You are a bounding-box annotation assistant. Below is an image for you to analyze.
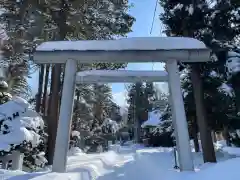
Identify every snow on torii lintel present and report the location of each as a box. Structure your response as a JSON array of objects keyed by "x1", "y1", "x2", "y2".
[
  {"x1": 36, "y1": 37, "x2": 207, "y2": 52},
  {"x1": 76, "y1": 70, "x2": 168, "y2": 83},
  {"x1": 33, "y1": 37, "x2": 210, "y2": 64}
]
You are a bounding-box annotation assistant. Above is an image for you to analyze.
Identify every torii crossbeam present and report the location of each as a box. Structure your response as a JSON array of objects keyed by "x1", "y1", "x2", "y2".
[
  {"x1": 33, "y1": 37, "x2": 210, "y2": 173},
  {"x1": 76, "y1": 70, "x2": 168, "y2": 83}
]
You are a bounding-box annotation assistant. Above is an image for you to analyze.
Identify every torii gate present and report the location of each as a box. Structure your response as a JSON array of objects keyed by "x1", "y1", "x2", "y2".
[{"x1": 33, "y1": 37, "x2": 210, "y2": 172}]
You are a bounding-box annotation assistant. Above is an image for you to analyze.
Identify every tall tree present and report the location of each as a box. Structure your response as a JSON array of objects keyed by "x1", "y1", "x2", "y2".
[
  {"x1": 159, "y1": 0, "x2": 217, "y2": 162},
  {"x1": 42, "y1": 65, "x2": 50, "y2": 115},
  {"x1": 1, "y1": 39, "x2": 30, "y2": 98},
  {"x1": 36, "y1": 65, "x2": 44, "y2": 113},
  {"x1": 1, "y1": 0, "x2": 135, "y2": 163},
  {"x1": 92, "y1": 84, "x2": 112, "y2": 128},
  {"x1": 144, "y1": 83, "x2": 155, "y2": 111},
  {"x1": 127, "y1": 83, "x2": 143, "y2": 142},
  {"x1": 127, "y1": 82, "x2": 158, "y2": 142}
]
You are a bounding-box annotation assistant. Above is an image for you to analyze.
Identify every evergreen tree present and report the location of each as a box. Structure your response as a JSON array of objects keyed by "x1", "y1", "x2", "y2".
[
  {"x1": 181, "y1": 67, "x2": 237, "y2": 149},
  {"x1": 0, "y1": 0, "x2": 135, "y2": 164},
  {"x1": 92, "y1": 84, "x2": 112, "y2": 129},
  {"x1": 158, "y1": 0, "x2": 240, "y2": 162},
  {"x1": 127, "y1": 82, "x2": 159, "y2": 142},
  {"x1": 144, "y1": 83, "x2": 155, "y2": 111},
  {"x1": 108, "y1": 102, "x2": 122, "y2": 123},
  {"x1": 152, "y1": 86, "x2": 168, "y2": 111},
  {"x1": 127, "y1": 82, "x2": 144, "y2": 142},
  {"x1": 72, "y1": 82, "x2": 122, "y2": 151}
]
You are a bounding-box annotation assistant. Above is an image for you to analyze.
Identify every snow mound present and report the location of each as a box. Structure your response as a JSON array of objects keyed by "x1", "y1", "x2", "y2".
[
  {"x1": 7, "y1": 171, "x2": 92, "y2": 180},
  {"x1": 222, "y1": 147, "x2": 240, "y2": 156},
  {"x1": 101, "y1": 151, "x2": 119, "y2": 164},
  {"x1": 0, "y1": 169, "x2": 26, "y2": 179},
  {"x1": 12, "y1": 96, "x2": 29, "y2": 106},
  {"x1": 0, "y1": 97, "x2": 44, "y2": 153},
  {"x1": 68, "y1": 147, "x2": 84, "y2": 156}
]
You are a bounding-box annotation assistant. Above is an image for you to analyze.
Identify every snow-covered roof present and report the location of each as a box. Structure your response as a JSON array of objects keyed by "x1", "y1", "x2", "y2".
[
  {"x1": 33, "y1": 37, "x2": 210, "y2": 64},
  {"x1": 141, "y1": 110, "x2": 162, "y2": 128},
  {"x1": 76, "y1": 70, "x2": 168, "y2": 83}
]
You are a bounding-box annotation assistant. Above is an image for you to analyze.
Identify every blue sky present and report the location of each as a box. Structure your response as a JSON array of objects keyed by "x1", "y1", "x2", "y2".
[
  {"x1": 28, "y1": 0, "x2": 168, "y2": 106},
  {"x1": 111, "y1": 0, "x2": 167, "y2": 106}
]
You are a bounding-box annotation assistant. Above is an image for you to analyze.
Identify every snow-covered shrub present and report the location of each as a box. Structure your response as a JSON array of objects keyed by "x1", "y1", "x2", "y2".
[
  {"x1": 69, "y1": 130, "x2": 80, "y2": 149},
  {"x1": 0, "y1": 96, "x2": 47, "y2": 170},
  {"x1": 145, "y1": 107, "x2": 174, "y2": 147},
  {"x1": 225, "y1": 51, "x2": 240, "y2": 80},
  {"x1": 0, "y1": 92, "x2": 11, "y2": 104},
  {"x1": 229, "y1": 130, "x2": 240, "y2": 147},
  {"x1": 102, "y1": 118, "x2": 119, "y2": 134},
  {"x1": 85, "y1": 135, "x2": 107, "y2": 153},
  {"x1": 147, "y1": 131, "x2": 174, "y2": 147},
  {"x1": 68, "y1": 147, "x2": 84, "y2": 156}
]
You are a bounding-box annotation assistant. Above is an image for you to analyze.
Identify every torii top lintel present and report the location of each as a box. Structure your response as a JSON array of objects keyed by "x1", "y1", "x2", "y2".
[{"x1": 33, "y1": 37, "x2": 210, "y2": 64}]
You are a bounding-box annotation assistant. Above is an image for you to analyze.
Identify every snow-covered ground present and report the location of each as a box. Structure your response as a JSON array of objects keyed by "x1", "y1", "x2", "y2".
[{"x1": 1, "y1": 141, "x2": 240, "y2": 180}]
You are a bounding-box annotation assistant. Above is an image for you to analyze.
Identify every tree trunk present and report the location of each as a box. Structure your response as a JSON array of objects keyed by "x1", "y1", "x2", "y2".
[
  {"x1": 190, "y1": 64, "x2": 216, "y2": 163},
  {"x1": 211, "y1": 131, "x2": 217, "y2": 143},
  {"x1": 193, "y1": 132, "x2": 200, "y2": 152},
  {"x1": 46, "y1": 66, "x2": 54, "y2": 164},
  {"x1": 223, "y1": 126, "x2": 231, "y2": 146},
  {"x1": 72, "y1": 90, "x2": 80, "y2": 130},
  {"x1": 47, "y1": 67, "x2": 54, "y2": 117},
  {"x1": 42, "y1": 65, "x2": 50, "y2": 115},
  {"x1": 59, "y1": 66, "x2": 65, "y2": 105},
  {"x1": 36, "y1": 65, "x2": 45, "y2": 113},
  {"x1": 192, "y1": 118, "x2": 200, "y2": 152},
  {"x1": 46, "y1": 0, "x2": 68, "y2": 164},
  {"x1": 46, "y1": 0, "x2": 72, "y2": 165},
  {"x1": 46, "y1": 65, "x2": 61, "y2": 165},
  {"x1": 134, "y1": 118, "x2": 141, "y2": 143}
]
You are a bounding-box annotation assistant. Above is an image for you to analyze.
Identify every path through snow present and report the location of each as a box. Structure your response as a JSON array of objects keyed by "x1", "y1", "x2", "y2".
[{"x1": 3, "y1": 143, "x2": 240, "y2": 180}]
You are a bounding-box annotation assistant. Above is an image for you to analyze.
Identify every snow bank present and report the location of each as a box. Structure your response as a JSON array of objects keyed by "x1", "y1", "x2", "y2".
[
  {"x1": 68, "y1": 147, "x2": 84, "y2": 156},
  {"x1": 7, "y1": 171, "x2": 92, "y2": 180},
  {"x1": 0, "y1": 169, "x2": 26, "y2": 179},
  {"x1": 190, "y1": 158, "x2": 240, "y2": 180},
  {"x1": 222, "y1": 147, "x2": 240, "y2": 156}
]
